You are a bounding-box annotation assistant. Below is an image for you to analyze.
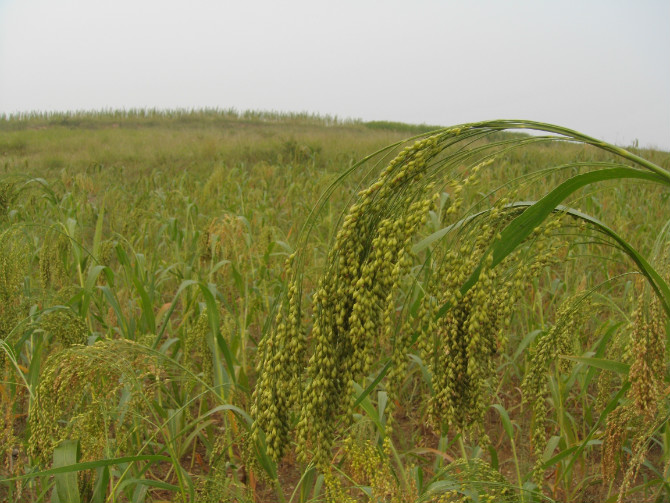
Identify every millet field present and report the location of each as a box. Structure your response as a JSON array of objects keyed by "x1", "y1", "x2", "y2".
[{"x1": 0, "y1": 109, "x2": 669, "y2": 503}]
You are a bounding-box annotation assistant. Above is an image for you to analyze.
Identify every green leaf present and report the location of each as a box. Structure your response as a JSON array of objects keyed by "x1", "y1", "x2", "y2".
[
  {"x1": 465, "y1": 120, "x2": 670, "y2": 183},
  {"x1": 92, "y1": 203, "x2": 105, "y2": 261},
  {"x1": 561, "y1": 356, "x2": 630, "y2": 375},
  {"x1": 252, "y1": 432, "x2": 277, "y2": 480},
  {"x1": 581, "y1": 322, "x2": 621, "y2": 392},
  {"x1": 542, "y1": 436, "x2": 562, "y2": 463},
  {"x1": 81, "y1": 265, "x2": 108, "y2": 317},
  {"x1": 542, "y1": 445, "x2": 579, "y2": 468},
  {"x1": 120, "y1": 478, "x2": 181, "y2": 492},
  {"x1": 441, "y1": 167, "x2": 669, "y2": 319},
  {"x1": 155, "y1": 279, "x2": 200, "y2": 343},
  {"x1": 352, "y1": 382, "x2": 384, "y2": 433},
  {"x1": 412, "y1": 220, "x2": 459, "y2": 254},
  {"x1": 513, "y1": 169, "x2": 653, "y2": 262},
  {"x1": 353, "y1": 359, "x2": 392, "y2": 408},
  {"x1": 6, "y1": 455, "x2": 171, "y2": 482},
  {"x1": 557, "y1": 207, "x2": 670, "y2": 318},
  {"x1": 377, "y1": 390, "x2": 388, "y2": 424},
  {"x1": 91, "y1": 465, "x2": 109, "y2": 503},
  {"x1": 491, "y1": 403, "x2": 515, "y2": 440},
  {"x1": 199, "y1": 282, "x2": 236, "y2": 393},
  {"x1": 195, "y1": 404, "x2": 253, "y2": 426},
  {"x1": 132, "y1": 274, "x2": 156, "y2": 334},
  {"x1": 99, "y1": 285, "x2": 130, "y2": 338},
  {"x1": 512, "y1": 329, "x2": 543, "y2": 362},
  {"x1": 52, "y1": 440, "x2": 81, "y2": 503}
]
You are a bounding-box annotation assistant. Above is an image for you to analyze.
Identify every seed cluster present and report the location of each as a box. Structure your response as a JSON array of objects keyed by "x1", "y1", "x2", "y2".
[
  {"x1": 603, "y1": 294, "x2": 667, "y2": 502},
  {"x1": 426, "y1": 458, "x2": 516, "y2": 503},
  {"x1": 252, "y1": 136, "x2": 442, "y2": 466},
  {"x1": 337, "y1": 436, "x2": 416, "y2": 503},
  {"x1": 295, "y1": 141, "x2": 440, "y2": 467},
  {"x1": 251, "y1": 133, "x2": 579, "y2": 471},
  {"x1": 183, "y1": 309, "x2": 214, "y2": 384},
  {"x1": 0, "y1": 182, "x2": 17, "y2": 217},
  {"x1": 522, "y1": 294, "x2": 588, "y2": 486},
  {"x1": 0, "y1": 393, "x2": 19, "y2": 480},
  {"x1": 422, "y1": 211, "x2": 564, "y2": 444},
  {"x1": 322, "y1": 469, "x2": 356, "y2": 503},
  {"x1": 29, "y1": 340, "x2": 160, "y2": 464},
  {"x1": 198, "y1": 215, "x2": 246, "y2": 265},
  {"x1": 40, "y1": 309, "x2": 88, "y2": 348},
  {"x1": 39, "y1": 226, "x2": 70, "y2": 290},
  {"x1": 0, "y1": 228, "x2": 29, "y2": 369},
  {"x1": 628, "y1": 299, "x2": 665, "y2": 421},
  {"x1": 0, "y1": 229, "x2": 29, "y2": 494},
  {"x1": 251, "y1": 253, "x2": 305, "y2": 460}
]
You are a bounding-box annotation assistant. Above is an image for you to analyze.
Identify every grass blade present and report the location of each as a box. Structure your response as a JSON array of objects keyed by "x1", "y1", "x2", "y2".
[
  {"x1": 52, "y1": 440, "x2": 81, "y2": 503},
  {"x1": 456, "y1": 167, "x2": 667, "y2": 308}
]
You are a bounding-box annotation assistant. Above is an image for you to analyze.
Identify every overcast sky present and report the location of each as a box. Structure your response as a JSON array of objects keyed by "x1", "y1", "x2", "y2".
[{"x1": 0, "y1": 0, "x2": 668, "y2": 150}]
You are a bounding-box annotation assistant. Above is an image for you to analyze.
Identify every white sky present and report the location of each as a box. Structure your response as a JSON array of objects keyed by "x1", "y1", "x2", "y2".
[{"x1": 1, "y1": 0, "x2": 668, "y2": 150}]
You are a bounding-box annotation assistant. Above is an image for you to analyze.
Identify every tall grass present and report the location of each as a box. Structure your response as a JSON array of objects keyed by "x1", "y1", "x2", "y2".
[{"x1": 0, "y1": 111, "x2": 668, "y2": 503}]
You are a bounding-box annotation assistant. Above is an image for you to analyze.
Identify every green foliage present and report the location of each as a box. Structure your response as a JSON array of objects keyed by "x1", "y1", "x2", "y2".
[
  {"x1": 51, "y1": 440, "x2": 81, "y2": 503},
  {"x1": 254, "y1": 119, "x2": 670, "y2": 502},
  {"x1": 0, "y1": 111, "x2": 669, "y2": 503}
]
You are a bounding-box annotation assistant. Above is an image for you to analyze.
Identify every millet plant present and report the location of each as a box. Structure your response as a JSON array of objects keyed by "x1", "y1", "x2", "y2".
[{"x1": 253, "y1": 120, "x2": 670, "y2": 502}]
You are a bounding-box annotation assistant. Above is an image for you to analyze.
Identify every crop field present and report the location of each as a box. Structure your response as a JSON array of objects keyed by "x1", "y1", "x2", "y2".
[{"x1": 0, "y1": 110, "x2": 669, "y2": 503}]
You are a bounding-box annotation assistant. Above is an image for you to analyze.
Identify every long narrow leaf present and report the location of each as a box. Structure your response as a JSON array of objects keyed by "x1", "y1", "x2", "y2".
[
  {"x1": 52, "y1": 440, "x2": 81, "y2": 503},
  {"x1": 561, "y1": 356, "x2": 630, "y2": 375},
  {"x1": 5, "y1": 455, "x2": 171, "y2": 482},
  {"x1": 457, "y1": 167, "x2": 667, "y2": 308}
]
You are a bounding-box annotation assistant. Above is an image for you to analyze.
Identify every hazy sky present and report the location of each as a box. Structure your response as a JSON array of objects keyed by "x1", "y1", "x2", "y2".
[{"x1": 1, "y1": 0, "x2": 668, "y2": 150}]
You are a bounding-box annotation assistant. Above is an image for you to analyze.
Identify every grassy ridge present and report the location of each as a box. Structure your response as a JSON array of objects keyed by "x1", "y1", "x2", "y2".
[
  {"x1": 0, "y1": 110, "x2": 669, "y2": 503},
  {"x1": 0, "y1": 110, "x2": 444, "y2": 179}
]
